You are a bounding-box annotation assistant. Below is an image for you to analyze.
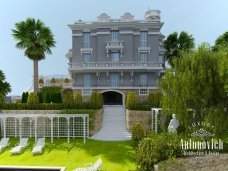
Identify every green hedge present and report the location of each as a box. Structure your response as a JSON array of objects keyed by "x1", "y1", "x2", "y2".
[
  {"x1": 40, "y1": 86, "x2": 61, "y2": 93},
  {"x1": 0, "y1": 103, "x2": 63, "y2": 110},
  {"x1": 129, "y1": 101, "x2": 151, "y2": 111},
  {"x1": 0, "y1": 102, "x2": 98, "y2": 110}
]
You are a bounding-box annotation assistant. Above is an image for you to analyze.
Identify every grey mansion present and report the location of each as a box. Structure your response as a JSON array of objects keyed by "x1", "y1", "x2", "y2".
[{"x1": 65, "y1": 10, "x2": 165, "y2": 105}]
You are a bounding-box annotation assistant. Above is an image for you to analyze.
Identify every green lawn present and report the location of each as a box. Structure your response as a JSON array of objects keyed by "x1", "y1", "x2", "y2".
[{"x1": 0, "y1": 138, "x2": 136, "y2": 171}]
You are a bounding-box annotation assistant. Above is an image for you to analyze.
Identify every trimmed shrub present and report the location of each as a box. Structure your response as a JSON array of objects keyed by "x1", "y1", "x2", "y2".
[
  {"x1": 21, "y1": 92, "x2": 26, "y2": 103},
  {"x1": 136, "y1": 138, "x2": 154, "y2": 170},
  {"x1": 37, "y1": 92, "x2": 44, "y2": 103},
  {"x1": 136, "y1": 133, "x2": 182, "y2": 170},
  {"x1": 62, "y1": 88, "x2": 73, "y2": 95},
  {"x1": 0, "y1": 93, "x2": 4, "y2": 103},
  {"x1": 50, "y1": 92, "x2": 62, "y2": 103},
  {"x1": 74, "y1": 92, "x2": 82, "y2": 104},
  {"x1": 25, "y1": 92, "x2": 29, "y2": 102},
  {"x1": 148, "y1": 91, "x2": 161, "y2": 108},
  {"x1": 132, "y1": 122, "x2": 145, "y2": 147},
  {"x1": 89, "y1": 92, "x2": 103, "y2": 109},
  {"x1": 45, "y1": 92, "x2": 51, "y2": 103},
  {"x1": 63, "y1": 92, "x2": 74, "y2": 108},
  {"x1": 27, "y1": 93, "x2": 39, "y2": 108},
  {"x1": 21, "y1": 92, "x2": 29, "y2": 103},
  {"x1": 40, "y1": 86, "x2": 61, "y2": 93},
  {"x1": 126, "y1": 91, "x2": 139, "y2": 110}
]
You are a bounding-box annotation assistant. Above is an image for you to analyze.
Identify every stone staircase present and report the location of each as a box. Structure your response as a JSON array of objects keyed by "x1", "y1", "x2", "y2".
[{"x1": 91, "y1": 105, "x2": 132, "y2": 141}]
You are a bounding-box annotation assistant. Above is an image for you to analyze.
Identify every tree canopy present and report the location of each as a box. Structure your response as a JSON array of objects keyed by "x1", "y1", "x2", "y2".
[
  {"x1": 160, "y1": 45, "x2": 227, "y2": 129},
  {"x1": 214, "y1": 31, "x2": 228, "y2": 51},
  {"x1": 163, "y1": 31, "x2": 195, "y2": 67},
  {"x1": 0, "y1": 70, "x2": 11, "y2": 96},
  {"x1": 12, "y1": 18, "x2": 56, "y2": 92}
]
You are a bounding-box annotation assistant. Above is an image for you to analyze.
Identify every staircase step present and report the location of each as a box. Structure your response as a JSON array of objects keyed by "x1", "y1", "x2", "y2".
[{"x1": 91, "y1": 106, "x2": 132, "y2": 141}]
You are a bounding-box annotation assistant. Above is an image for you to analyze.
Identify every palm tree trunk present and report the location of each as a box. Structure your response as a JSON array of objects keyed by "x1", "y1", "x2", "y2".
[{"x1": 33, "y1": 59, "x2": 39, "y2": 92}]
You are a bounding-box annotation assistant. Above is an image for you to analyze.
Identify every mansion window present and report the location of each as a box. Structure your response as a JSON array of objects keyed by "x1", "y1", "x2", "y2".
[
  {"x1": 140, "y1": 31, "x2": 148, "y2": 47},
  {"x1": 110, "y1": 73, "x2": 120, "y2": 87},
  {"x1": 140, "y1": 53, "x2": 148, "y2": 62},
  {"x1": 84, "y1": 74, "x2": 91, "y2": 87},
  {"x1": 83, "y1": 74, "x2": 91, "y2": 96},
  {"x1": 159, "y1": 55, "x2": 164, "y2": 63},
  {"x1": 83, "y1": 54, "x2": 91, "y2": 63},
  {"x1": 110, "y1": 30, "x2": 119, "y2": 42},
  {"x1": 139, "y1": 88, "x2": 148, "y2": 95},
  {"x1": 83, "y1": 32, "x2": 90, "y2": 48},
  {"x1": 140, "y1": 74, "x2": 147, "y2": 87},
  {"x1": 111, "y1": 52, "x2": 120, "y2": 62},
  {"x1": 139, "y1": 74, "x2": 148, "y2": 95}
]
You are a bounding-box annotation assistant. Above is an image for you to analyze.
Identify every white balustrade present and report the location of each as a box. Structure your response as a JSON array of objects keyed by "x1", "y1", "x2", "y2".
[{"x1": 69, "y1": 62, "x2": 163, "y2": 70}]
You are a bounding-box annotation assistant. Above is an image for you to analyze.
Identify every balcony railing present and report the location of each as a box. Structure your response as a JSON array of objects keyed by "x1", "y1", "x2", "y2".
[
  {"x1": 80, "y1": 48, "x2": 93, "y2": 55},
  {"x1": 138, "y1": 47, "x2": 151, "y2": 54},
  {"x1": 106, "y1": 41, "x2": 123, "y2": 49},
  {"x1": 68, "y1": 62, "x2": 163, "y2": 71},
  {"x1": 72, "y1": 82, "x2": 158, "y2": 90}
]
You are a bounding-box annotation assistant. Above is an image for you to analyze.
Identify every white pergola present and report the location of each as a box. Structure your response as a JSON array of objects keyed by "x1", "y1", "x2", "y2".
[
  {"x1": 151, "y1": 108, "x2": 162, "y2": 133},
  {"x1": 0, "y1": 114, "x2": 89, "y2": 143}
]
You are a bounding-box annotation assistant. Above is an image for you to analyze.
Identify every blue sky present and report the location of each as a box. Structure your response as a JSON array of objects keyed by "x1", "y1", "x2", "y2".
[{"x1": 0, "y1": 0, "x2": 227, "y2": 95}]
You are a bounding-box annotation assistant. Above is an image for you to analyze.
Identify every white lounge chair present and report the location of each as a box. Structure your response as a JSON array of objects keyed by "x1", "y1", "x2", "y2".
[
  {"x1": 73, "y1": 158, "x2": 102, "y2": 171},
  {"x1": 32, "y1": 138, "x2": 45, "y2": 154},
  {"x1": 10, "y1": 138, "x2": 29, "y2": 154},
  {"x1": 0, "y1": 138, "x2": 10, "y2": 153}
]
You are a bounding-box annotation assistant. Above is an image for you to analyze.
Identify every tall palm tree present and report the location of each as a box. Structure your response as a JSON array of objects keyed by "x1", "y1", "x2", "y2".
[
  {"x1": 0, "y1": 69, "x2": 11, "y2": 96},
  {"x1": 213, "y1": 31, "x2": 228, "y2": 51},
  {"x1": 164, "y1": 31, "x2": 194, "y2": 67},
  {"x1": 12, "y1": 18, "x2": 56, "y2": 92}
]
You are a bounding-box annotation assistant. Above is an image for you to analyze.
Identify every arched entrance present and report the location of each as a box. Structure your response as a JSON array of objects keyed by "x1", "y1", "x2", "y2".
[{"x1": 101, "y1": 90, "x2": 124, "y2": 105}]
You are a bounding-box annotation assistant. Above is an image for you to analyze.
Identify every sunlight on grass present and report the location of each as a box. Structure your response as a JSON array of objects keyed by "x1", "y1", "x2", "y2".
[{"x1": 0, "y1": 138, "x2": 136, "y2": 171}]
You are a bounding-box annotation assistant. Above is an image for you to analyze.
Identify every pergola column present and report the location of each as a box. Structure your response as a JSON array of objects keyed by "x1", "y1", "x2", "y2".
[
  {"x1": 51, "y1": 117, "x2": 53, "y2": 143},
  {"x1": 73, "y1": 117, "x2": 75, "y2": 138},
  {"x1": 83, "y1": 117, "x2": 86, "y2": 144},
  {"x1": 19, "y1": 118, "x2": 22, "y2": 139},
  {"x1": 155, "y1": 111, "x2": 158, "y2": 133},
  {"x1": 34, "y1": 118, "x2": 37, "y2": 143},
  {"x1": 87, "y1": 116, "x2": 89, "y2": 138},
  {"x1": 14, "y1": 118, "x2": 17, "y2": 137},
  {"x1": 3, "y1": 118, "x2": 6, "y2": 138},
  {"x1": 43, "y1": 118, "x2": 46, "y2": 137},
  {"x1": 29, "y1": 118, "x2": 32, "y2": 138},
  {"x1": 151, "y1": 110, "x2": 154, "y2": 131},
  {"x1": 67, "y1": 117, "x2": 70, "y2": 143},
  {"x1": 57, "y1": 117, "x2": 59, "y2": 138}
]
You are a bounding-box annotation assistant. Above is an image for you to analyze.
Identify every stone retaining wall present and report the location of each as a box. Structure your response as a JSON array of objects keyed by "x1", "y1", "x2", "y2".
[
  {"x1": 126, "y1": 109, "x2": 151, "y2": 131},
  {"x1": 154, "y1": 154, "x2": 228, "y2": 171},
  {"x1": 90, "y1": 108, "x2": 104, "y2": 136}
]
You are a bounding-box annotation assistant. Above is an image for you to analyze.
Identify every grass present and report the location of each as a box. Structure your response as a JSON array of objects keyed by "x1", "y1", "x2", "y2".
[{"x1": 0, "y1": 138, "x2": 136, "y2": 171}]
